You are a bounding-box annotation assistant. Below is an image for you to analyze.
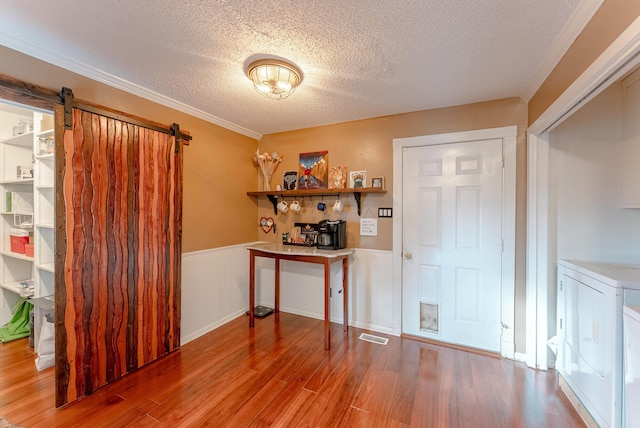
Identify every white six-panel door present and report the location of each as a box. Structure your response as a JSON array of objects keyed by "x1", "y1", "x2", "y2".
[{"x1": 402, "y1": 138, "x2": 504, "y2": 352}]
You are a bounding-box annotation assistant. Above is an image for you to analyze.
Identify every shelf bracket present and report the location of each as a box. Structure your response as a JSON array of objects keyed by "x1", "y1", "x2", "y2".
[
  {"x1": 353, "y1": 192, "x2": 362, "y2": 216},
  {"x1": 267, "y1": 194, "x2": 278, "y2": 215}
]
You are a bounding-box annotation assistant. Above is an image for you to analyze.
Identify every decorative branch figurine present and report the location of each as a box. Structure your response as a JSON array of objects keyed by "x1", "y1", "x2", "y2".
[{"x1": 254, "y1": 149, "x2": 282, "y2": 191}]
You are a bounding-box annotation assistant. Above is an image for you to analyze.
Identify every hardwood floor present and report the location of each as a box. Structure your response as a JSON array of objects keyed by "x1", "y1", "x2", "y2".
[{"x1": 0, "y1": 313, "x2": 584, "y2": 427}]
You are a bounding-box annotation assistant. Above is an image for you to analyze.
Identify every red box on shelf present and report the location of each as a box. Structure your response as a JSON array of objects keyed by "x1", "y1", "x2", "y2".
[
  {"x1": 10, "y1": 228, "x2": 29, "y2": 254},
  {"x1": 24, "y1": 243, "x2": 34, "y2": 258}
]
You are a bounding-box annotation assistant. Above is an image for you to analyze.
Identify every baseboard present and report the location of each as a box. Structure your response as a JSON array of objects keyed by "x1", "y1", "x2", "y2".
[
  {"x1": 401, "y1": 333, "x2": 501, "y2": 359},
  {"x1": 558, "y1": 374, "x2": 598, "y2": 428},
  {"x1": 278, "y1": 306, "x2": 399, "y2": 337},
  {"x1": 513, "y1": 352, "x2": 527, "y2": 362},
  {"x1": 349, "y1": 319, "x2": 398, "y2": 336},
  {"x1": 180, "y1": 308, "x2": 247, "y2": 345}
]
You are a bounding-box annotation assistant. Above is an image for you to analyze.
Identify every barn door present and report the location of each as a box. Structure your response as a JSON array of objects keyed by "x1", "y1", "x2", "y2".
[{"x1": 54, "y1": 105, "x2": 183, "y2": 407}]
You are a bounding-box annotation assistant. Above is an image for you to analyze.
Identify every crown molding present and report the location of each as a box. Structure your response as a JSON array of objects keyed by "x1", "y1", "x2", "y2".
[
  {"x1": 0, "y1": 33, "x2": 263, "y2": 140},
  {"x1": 520, "y1": 0, "x2": 605, "y2": 102}
]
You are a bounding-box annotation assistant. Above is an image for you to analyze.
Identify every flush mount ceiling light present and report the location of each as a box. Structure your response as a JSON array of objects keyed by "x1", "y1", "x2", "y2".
[{"x1": 246, "y1": 58, "x2": 302, "y2": 100}]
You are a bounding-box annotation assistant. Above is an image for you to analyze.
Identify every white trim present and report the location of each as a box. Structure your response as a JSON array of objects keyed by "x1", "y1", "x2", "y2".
[
  {"x1": 278, "y1": 306, "x2": 397, "y2": 337},
  {"x1": 392, "y1": 126, "x2": 517, "y2": 358},
  {"x1": 513, "y1": 352, "x2": 527, "y2": 362},
  {"x1": 182, "y1": 241, "x2": 259, "y2": 258},
  {"x1": 392, "y1": 142, "x2": 404, "y2": 336},
  {"x1": 521, "y1": 0, "x2": 604, "y2": 102},
  {"x1": 526, "y1": 15, "x2": 640, "y2": 369},
  {"x1": 0, "y1": 33, "x2": 263, "y2": 140},
  {"x1": 525, "y1": 132, "x2": 550, "y2": 370},
  {"x1": 181, "y1": 308, "x2": 247, "y2": 344}
]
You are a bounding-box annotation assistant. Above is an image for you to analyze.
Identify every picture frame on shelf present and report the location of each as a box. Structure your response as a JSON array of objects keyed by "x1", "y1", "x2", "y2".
[
  {"x1": 298, "y1": 151, "x2": 328, "y2": 189},
  {"x1": 371, "y1": 177, "x2": 384, "y2": 189},
  {"x1": 283, "y1": 170, "x2": 298, "y2": 191},
  {"x1": 349, "y1": 170, "x2": 366, "y2": 188},
  {"x1": 328, "y1": 166, "x2": 347, "y2": 189}
]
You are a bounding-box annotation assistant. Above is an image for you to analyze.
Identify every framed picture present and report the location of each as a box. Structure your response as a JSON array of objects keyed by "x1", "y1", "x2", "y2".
[
  {"x1": 283, "y1": 170, "x2": 298, "y2": 190},
  {"x1": 328, "y1": 166, "x2": 347, "y2": 189},
  {"x1": 298, "y1": 151, "x2": 328, "y2": 189},
  {"x1": 349, "y1": 170, "x2": 366, "y2": 188},
  {"x1": 371, "y1": 177, "x2": 384, "y2": 189}
]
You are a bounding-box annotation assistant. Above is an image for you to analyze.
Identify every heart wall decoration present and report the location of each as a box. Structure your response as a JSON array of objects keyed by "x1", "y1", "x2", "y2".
[{"x1": 259, "y1": 217, "x2": 274, "y2": 233}]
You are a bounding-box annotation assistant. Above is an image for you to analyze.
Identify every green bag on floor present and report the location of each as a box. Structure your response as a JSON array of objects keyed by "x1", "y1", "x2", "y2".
[{"x1": 0, "y1": 298, "x2": 33, "y2": 343}]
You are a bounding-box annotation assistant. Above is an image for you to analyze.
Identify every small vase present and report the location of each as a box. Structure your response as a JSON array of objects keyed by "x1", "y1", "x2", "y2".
[{"x1": 262, "y1": 173, "x2": 272, "y2": 191}]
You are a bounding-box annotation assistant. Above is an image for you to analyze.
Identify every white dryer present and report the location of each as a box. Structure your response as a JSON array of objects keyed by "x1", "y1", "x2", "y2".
[
  {"x1": 624, "y1": 305, "x2": 640, "y2": 428},
  {"x1": 557, "y1": 260, "x2": 640, "y2": 428}
]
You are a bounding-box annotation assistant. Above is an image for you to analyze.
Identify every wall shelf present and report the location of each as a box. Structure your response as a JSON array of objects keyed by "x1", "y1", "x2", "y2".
[
  {"x1": 37, "y1": 262, "x2": 54, "y2": 273},
  {"x1": 0, "y1": 178, "x2": 33, "y2": 185},
  {"x1": 247, "y1": 187, "x2": 386, "y2": 215},
  {"x1": 0, "y1": 249, "x2": 33, "y2": 262},
  {"x1": 0, "y1": 280, "x2": 26, "y2": 295},
  {"x1": 0, "y1": 132, "x2": 33, "y2": 147}
]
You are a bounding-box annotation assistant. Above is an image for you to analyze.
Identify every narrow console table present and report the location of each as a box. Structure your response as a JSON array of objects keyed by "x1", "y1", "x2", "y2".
[{"x1": 246, "y1": 243, "x2": 354, "y2": 350}]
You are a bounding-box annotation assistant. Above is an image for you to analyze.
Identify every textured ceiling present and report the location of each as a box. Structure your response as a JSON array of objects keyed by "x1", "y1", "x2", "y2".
[{"x1": 0, "y1": 0, "x2": 590, "y2": 138}]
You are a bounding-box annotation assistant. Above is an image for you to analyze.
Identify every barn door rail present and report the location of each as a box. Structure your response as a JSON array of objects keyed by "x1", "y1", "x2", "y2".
[{"x1": 60, "y1": 87, "x2": 191, "y2": 152}]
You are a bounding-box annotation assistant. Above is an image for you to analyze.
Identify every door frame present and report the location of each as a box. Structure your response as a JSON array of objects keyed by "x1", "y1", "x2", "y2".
[
  {"x1": 392, "y1": 126, "x2": 517, "y2": 358},
  {"x1": 526, "y1": 16, "x2": 640, "y2": 370}
]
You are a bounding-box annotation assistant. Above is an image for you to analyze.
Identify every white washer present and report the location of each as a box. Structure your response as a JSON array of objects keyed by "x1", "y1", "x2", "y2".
[
  {"x1": 557, "y1": 260, "x2": 640, "y2": 428},
  {"x1": 624, "y1": 305, "x2": 640, "y2": 428}
]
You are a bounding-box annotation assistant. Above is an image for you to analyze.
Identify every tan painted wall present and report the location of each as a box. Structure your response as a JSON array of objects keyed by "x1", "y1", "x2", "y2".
[
  {"x1": 260, "y1": 97, "x2": 527, "y2": 249},
  {"x1": 1, "y1": 46, "x2": 529, "y2": 350},
  {"x1": 529, "y1": 0, "x2": 640, "y2": 125},
  {"x1": 260, "y1": 97, "x2": 529, "y2": 351},
  {"x1": 0, "y1": 45, "x2": 258, "y2": 253}
]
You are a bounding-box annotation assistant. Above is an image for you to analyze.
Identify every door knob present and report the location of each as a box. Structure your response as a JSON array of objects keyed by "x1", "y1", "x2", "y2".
[{"x1": 404, "y1": 252, "x2": 412, "y2": 259}]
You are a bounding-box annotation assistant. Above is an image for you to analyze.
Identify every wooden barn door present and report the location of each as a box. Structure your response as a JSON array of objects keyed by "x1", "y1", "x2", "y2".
[{"x1": 54, "y1": 105, "x2": 183, "y2": 407}]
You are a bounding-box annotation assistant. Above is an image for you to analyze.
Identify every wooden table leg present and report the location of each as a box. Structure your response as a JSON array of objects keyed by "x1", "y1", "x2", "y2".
[
  {"x1": 249, "y1": 250, "x2": 255, "y2": 328},
  {"x1": 324, "y1": 259, "x2": 330, "y2": 350},
  {"x1": 343, "y1": 256, "x2": 348, "y2": 332},
  {"x1": 275, "y1": 258, "x2": 280, "y2": 313}
]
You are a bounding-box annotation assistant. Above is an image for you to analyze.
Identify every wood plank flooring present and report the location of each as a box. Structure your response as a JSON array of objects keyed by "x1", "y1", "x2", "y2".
[{"x1": 0, "y1": 313, "x2": 584, "y2": 427}]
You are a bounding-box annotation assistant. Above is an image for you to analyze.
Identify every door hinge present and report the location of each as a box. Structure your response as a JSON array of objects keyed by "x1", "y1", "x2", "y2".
[
  {"x1": 560, "y1": 280, "x2": 563, "y2": 291},
  {"x1": 502, "y1": 155, "x2": 505, "y2": 168}
]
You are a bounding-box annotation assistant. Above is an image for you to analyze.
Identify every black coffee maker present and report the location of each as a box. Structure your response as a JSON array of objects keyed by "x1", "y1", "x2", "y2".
[{"x1": 317, "y1": 220, "x2": 346, "y2": 250}]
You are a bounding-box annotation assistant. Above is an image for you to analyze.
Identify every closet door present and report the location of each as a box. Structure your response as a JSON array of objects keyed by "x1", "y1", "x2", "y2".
[{"x1": 55, "y1": 106, "x2": 182, "y2": 407}]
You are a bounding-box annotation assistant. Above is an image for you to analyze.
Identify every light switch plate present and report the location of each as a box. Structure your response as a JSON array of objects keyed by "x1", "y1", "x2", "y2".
[{"x1": 378, "y1": 208, "x2": 392, "y2": 218}]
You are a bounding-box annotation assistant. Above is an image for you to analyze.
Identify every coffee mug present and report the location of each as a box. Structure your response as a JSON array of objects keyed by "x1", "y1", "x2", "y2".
[
  {"x1": 317, "y1": 201, "x2": 327, "y2": 211},
  {"x1": 333, "y1": 199, "x2": 343, "y2": 213},
  {"x1": 277, "y1": 200, "x2": 288, "y2": 213},
  {"x1": 290, "y1": 200, "x2": 301, "y2": 212}
]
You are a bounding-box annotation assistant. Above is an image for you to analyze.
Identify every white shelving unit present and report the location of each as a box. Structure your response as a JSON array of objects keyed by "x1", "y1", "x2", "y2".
[
  {"x1": 0, "y1": 122, "x2": 34, "y2": 323},
  {"x1": 34, "y1": 126, "x2": 55, "y2": 304},
  {"x1": 0, "y1": 106, "x2": 54, "y2": 352}
]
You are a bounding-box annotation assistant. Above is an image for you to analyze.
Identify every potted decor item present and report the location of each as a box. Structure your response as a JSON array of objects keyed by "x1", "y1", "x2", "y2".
[{"x1": 254, "y1": 149, "x2": 282, "y2": 191}]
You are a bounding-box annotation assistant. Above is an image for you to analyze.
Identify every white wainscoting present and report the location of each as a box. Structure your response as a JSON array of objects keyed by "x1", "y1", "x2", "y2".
[{"x1": 180, "y1": 243, "x2": 395, "y2": 344}]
